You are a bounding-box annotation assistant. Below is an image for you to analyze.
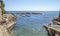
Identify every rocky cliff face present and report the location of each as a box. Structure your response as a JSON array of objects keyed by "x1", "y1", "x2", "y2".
[{"x1": 0, "y1": 0, "x2": 16, "y2": 36}]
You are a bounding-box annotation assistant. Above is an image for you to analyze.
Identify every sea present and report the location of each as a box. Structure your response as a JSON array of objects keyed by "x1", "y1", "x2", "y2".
[{"x1": 8, "y1": 11, "x2": 58, "y2": 36}]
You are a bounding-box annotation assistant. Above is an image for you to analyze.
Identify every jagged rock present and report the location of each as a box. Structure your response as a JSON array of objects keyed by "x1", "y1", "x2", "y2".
[{"x1": 0, "y1": 0, "x2": 16, "y2": 36}]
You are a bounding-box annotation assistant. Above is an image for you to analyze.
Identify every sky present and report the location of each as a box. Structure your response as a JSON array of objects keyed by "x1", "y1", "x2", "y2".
[{"x1": 3, "y1": 0, "x2": 60, "y2": 11}]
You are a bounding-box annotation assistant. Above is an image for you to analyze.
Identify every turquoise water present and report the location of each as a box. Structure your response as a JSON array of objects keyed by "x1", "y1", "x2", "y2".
[{"x1": 9, "y1": 11, "x2": 58, "y2": 36}]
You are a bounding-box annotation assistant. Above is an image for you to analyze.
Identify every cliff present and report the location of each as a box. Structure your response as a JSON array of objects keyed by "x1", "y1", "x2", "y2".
[{"x1": 0, "y1": 0, "x2": 16, "y2": 36}]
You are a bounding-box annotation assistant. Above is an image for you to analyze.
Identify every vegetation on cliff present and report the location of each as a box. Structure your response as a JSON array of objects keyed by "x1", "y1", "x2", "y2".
[{"x1": 0, "y1": 0, "x2": 6, "y2": 15}]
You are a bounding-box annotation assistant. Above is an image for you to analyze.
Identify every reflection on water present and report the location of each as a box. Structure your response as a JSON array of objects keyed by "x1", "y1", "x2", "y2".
[{"x1": 10, "y1": 11, "x2": 58, "y2": 36}]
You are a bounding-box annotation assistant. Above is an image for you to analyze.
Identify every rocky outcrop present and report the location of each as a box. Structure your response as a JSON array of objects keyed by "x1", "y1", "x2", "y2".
[{"x1": 0, "y1": 0, "x2": 16, "y2": 36}]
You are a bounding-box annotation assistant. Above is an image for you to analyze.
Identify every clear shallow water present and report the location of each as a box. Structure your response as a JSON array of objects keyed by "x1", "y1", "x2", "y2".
[{"x1": 9, "y1": 11, "x2": 58, "y2": 36}]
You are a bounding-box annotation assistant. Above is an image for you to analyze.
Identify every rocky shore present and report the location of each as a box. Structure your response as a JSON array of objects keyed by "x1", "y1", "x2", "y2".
[{"x1": 0, "y1": 0, "x2": 16, "y2": 36}]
